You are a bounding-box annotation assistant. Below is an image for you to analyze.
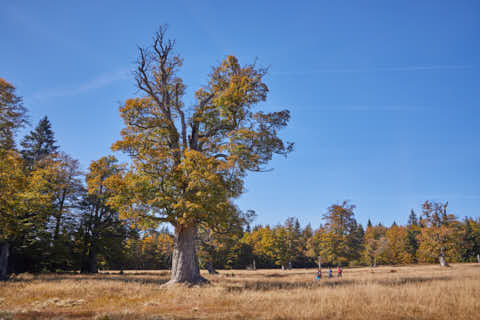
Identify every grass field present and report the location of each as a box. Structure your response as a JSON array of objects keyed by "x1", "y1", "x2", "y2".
[{"x1": 0, "y1": 264, "x2": 479, "y2": 319}]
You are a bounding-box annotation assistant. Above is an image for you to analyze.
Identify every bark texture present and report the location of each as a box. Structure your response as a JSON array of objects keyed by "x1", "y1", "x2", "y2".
[
  {"x1": 0, "y1": 242, "x2": 10, "y2": 281},
  {"x1": 167, "y1": 225, "x2": 206, "y2": 285}
]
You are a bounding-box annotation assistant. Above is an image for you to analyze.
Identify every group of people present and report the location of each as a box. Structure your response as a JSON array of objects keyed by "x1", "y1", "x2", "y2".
[{"x1": 316, "y1": 266, "x2": 342, "y2": 280}]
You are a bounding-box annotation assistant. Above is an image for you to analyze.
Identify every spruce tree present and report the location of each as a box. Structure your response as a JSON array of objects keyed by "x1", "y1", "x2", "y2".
[
  {"x1": 21, "y1": 116, "x2": 59, "y2": 166},
  {"x1": 408, "y1": 210, "x2": 418, "y2": 226},
  {"x1": 0, "y1": 78, "x2": 28, "y2": 150},
  {"x1": 461, "y1": 218, "x2": 476, "y2": 262}
]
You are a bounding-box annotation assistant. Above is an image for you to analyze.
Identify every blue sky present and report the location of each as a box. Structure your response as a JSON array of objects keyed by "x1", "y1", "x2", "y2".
[{"x1": 1, "y1": 1, "x2": 479, "y2": 228}]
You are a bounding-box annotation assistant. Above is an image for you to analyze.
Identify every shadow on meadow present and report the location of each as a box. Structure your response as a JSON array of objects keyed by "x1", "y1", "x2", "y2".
[
  {"x1": 9, "y1": 274, "x2": 170, "y2": 286},
  {"x1": 222, "y1": 275, "x2": 452, "y2": 292},
  {"x1": 7, "y1": 271, "x2": 453, "y2": 292}
]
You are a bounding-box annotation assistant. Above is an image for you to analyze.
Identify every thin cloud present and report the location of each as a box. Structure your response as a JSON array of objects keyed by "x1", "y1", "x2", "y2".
[
  {"x1": 299, "y1": 105, "x2": 421, "y2": 112},
  {"x1": 261, "y1": 105, "x2": 429, "y2": 112},
  {"x1": 4, "y1": 4, "x2": 81, "y2": 51},
  {"x1": 32, "y1": 68, "x2": 130, "y2": 101},
  {"x1": 273, "y1": 65, "x2": 474, "y2": 76},
  {"x1": 419, "y1": 194, "x2": 480, "y2": 201}
]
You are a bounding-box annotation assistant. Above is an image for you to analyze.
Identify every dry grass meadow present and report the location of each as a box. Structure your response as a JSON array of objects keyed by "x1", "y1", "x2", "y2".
[{"x1": 0, "y1": 264, "x2": 479, "y2": 320}]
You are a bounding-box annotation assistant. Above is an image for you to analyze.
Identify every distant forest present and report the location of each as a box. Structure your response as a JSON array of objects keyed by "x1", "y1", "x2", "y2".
[{"x1": 1, "y1": 77, "x2": 479, "y2": 278}]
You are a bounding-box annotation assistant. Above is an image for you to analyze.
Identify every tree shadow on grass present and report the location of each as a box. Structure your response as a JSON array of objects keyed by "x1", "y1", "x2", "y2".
[
  {"x1": 224, "y1": 279, "x2": 356, "y2": 292},
  {"x1": 375, "y1": 276, "x2": 451, "y2": 287},
  {"x1": 4, "y1": 310, "x2": 97, "y2": 320},
  {"x1": 9, "y1": 274, "x2": 170, "y2": 286},
  {"x1": 101, "y1": 271, "x2": 171, "y2": 276},
  {"x1": 223, "y1": 276, "x2": 452, "y2": 292},
  {"x1": 263, "y1": 272, "x2": 309, "y2": 278},
  {"x1": 7, "y1": 273, "x2": 453, "y2": 292}
]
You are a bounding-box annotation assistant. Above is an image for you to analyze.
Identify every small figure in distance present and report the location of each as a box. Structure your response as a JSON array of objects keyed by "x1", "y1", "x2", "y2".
[
  {"x1": 328, "y1": 267, "x2": 333, "y2": 278},
  {"x1": 316, "y1": 269, "x2": 322, "y2": 280},
  {"x1": 337, "y1": 266, "x2": 342, "y2": 277}
]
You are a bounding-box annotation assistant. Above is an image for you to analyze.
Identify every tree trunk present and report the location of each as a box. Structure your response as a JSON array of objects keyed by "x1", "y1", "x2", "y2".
[
  {"x1": 0, "y1": 242, "x2": 10, "y2": 281},
  {"x1": 54, "y1": 214, "x2": 62, "y2": 240},
  {"x1": 87, "y1": 248, "x2": 98, "y2": 273},
  {"x1": 54, "y1": 191, "x2": 66, "y2": 240},
  {"x1": 80, "y1": 231, "x2": 90, "y2": 273},
  {"x1": 166, "y1": 224, "x2": 206, "y2": 285},
  {"x1": 439, "y1": 247, "x2": 449, "y2": 267},
  {"x1": 206, "y1": 261, "x2": 218, "y2": 275}
]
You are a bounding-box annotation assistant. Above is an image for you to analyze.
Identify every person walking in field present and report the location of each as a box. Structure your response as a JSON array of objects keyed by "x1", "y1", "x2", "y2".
[
  {"x1": 337, "y1": 266, "x2": 342, "y2": 277},
  {"x1": 316, "y1": 269, "x2": 322, "y2": 280},
  {"x1": 328, "y1": 268, "x2": 333, "y2": 278}
]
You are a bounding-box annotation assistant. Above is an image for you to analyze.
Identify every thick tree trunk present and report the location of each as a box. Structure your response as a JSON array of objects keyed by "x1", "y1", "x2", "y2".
[
  {"x1": 80, "y1": 233, "x2": 89, "y2": 273},
  {"x1": 166, "y1": 224, "x2": 206, "y2": 285},
  {"x1": 439, "y1": 247, "x2": 449, "y2": 267},
  {"x1": 0, "y1": 242, "x2": 10, "y2": 281}
]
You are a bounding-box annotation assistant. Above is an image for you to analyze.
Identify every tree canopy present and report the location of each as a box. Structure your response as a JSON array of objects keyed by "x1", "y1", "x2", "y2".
[
  {"x1": 21, "y1": 116, "x2": 59, "y2": 166},
  {"x1": 0, "y1": 78, "x2": 28, "y2": 150}
]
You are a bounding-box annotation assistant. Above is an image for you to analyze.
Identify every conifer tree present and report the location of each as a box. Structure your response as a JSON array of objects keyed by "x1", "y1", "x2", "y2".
[
  {"x1": 408, "y1": 209, "x2": 418, "y2": 226},
  {"x1": 460, "y1": 218, "x2": 478, "y2": 262},
  {"x1": 0, "y1": 78, "x2": 28, "y2": 150},
  {"x1": 21, "y1": 116, "x2": 59, "y2": 166}
]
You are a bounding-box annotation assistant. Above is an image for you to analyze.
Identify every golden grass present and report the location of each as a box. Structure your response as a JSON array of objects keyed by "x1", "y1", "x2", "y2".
[{"x1": 0, "y1": 264, "x2": 479, "y2": 319}]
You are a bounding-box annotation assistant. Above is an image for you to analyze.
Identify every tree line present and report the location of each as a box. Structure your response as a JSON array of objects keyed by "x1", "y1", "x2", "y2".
[
  {"x1": 0, "y1": 80, "x2": 478, "y2": 279},
  {"x1": 1, "y1": 27, "x2": 479, "y2": 284}
]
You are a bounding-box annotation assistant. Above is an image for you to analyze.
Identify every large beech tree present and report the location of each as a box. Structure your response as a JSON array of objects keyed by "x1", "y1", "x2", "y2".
[
  {"x1": 417, "y1": 201, "x2": 459, "y2": 267},
  {"x1": 107, "y1": 27, "x2": 292, "y2": 284}
]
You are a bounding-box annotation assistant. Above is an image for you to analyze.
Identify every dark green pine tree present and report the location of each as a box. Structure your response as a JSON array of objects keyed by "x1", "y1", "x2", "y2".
[
  {"x1": 408, "y1": 209, "x2": 418, "y2": 226},
  {"x1": 406, "y1": 209, "x2": 420, "y2": 263},
  {"x1": 461, "y1": 218, "x2": 477, "y2": 262},
  {"x1": 21, "y1": 116, "x2": 59, "y2": 166}
]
